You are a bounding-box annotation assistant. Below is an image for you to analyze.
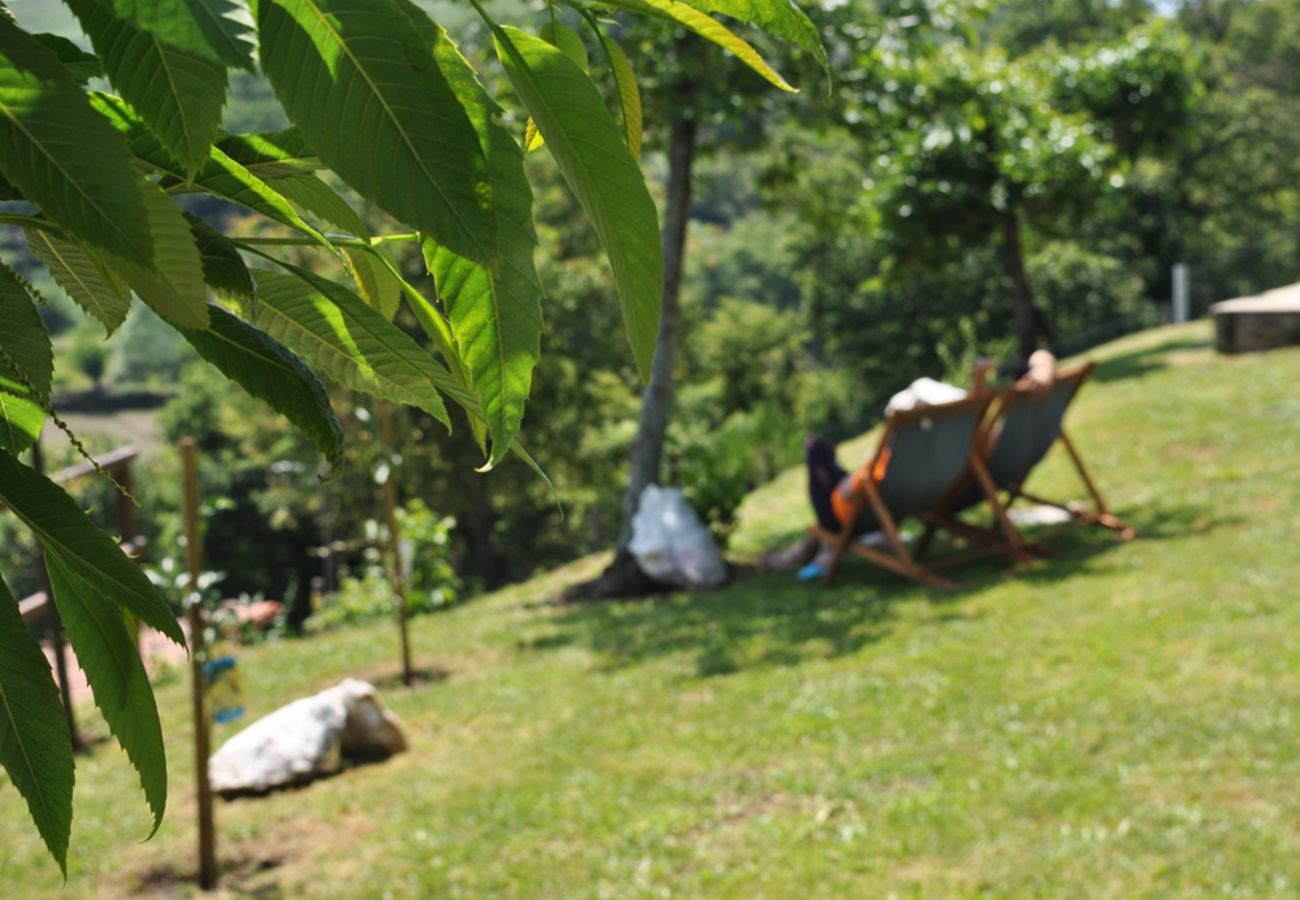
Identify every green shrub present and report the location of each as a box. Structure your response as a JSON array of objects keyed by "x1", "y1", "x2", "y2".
[
  {"x1": 674, "y1": 405, "x2": 802, "y2": 547},
  {"x1": 308, "y1": 501, "x2": 459, "y2": 632},
  {"x1": 68, "y1": 331, "x2": 108, "y2": 391},
  {"x1": 397, "y1": 499, "x2": 460, "y2": 609}
]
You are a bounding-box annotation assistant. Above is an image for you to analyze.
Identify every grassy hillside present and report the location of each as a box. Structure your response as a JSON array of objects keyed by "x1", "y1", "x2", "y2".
[{"x1": 2, "y1": 321, "x2": 1298, "y2": 896}]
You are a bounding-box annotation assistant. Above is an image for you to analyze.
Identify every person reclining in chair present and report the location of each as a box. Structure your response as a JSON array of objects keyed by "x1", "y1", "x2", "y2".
[{"x1": 762, "y1": 350, "x2": 1057, "y2": 578}]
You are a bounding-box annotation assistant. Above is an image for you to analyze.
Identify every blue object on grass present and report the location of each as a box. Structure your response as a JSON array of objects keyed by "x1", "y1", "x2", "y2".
[{"x1": 796, "y1": 562, "x2": 826, "y2": 581}]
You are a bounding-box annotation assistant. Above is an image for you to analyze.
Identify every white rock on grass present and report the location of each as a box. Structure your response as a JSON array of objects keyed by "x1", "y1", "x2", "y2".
[{"x1": 209, "y1": 678, "x2": 407, "y2": 797}]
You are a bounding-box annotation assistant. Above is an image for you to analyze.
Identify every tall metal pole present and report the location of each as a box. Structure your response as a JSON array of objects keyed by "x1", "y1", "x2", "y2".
[
  {"x1": 377, "y1": 403, "x2": 413, "y2": 686},
  {"x1": 30, "y1": 437, "x2": 81, "y2": 750},
  {"x1": 1173, "y1": 262, "x2": 1190, "y2": 325},
  {"x1": 181, "y1": 438, "x2": 217, "y2": 890}
]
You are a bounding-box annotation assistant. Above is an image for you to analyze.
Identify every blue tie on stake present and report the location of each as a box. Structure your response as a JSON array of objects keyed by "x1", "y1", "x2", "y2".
[{"x1": 201, "y1": 655, "x2": 244, "y2": 724}]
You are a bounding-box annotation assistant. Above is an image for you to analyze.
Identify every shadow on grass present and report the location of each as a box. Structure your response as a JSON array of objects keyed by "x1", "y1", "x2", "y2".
[
  {"x1": 536, "y1": 569, "x2": 921, "y2": 679},
  {"x1": 72, "y1": 732, "x2": 111, "y2": 755},
  {"x1": 1090, "y1": 334, "x2": 1211, "y2": 383},
  {"x1": 131, "y1": 852, "x2": 284, "y2": 897},
  {"x1": 215, "y1": 749, "x2": 404, "y2": 802},
  {"x1": 526, "y1": 499, "x2": 1225, "y2": 680}
]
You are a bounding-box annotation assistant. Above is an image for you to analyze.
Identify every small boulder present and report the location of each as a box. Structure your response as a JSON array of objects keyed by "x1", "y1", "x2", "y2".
[{"x1": 209, "y1": 678, "x2": 406, "y2": 797}]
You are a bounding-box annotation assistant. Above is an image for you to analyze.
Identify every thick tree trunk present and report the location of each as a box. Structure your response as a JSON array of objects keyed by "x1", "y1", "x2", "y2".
[
  {"x1": 1000, "y1": 207, "x2": 1039, "y2": 364},
  {"x1": 587, "y1": 110, "x2": 698, "y2": 599}
]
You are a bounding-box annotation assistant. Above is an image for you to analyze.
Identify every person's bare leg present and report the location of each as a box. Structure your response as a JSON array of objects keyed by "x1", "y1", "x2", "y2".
[
  {"x1": 760, "y1": 533, "x2": 819, "y2": 571},
  {"x1": 808, "y1": 537, "x2": 837, "y2": 569}
]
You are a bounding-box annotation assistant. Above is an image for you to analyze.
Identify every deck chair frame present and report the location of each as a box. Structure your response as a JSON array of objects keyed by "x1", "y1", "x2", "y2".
[
  {"x1": 809, "y1": 393, "x2": 996, "y2": 591},
  {"x1": 917, "y1": 361, "x2": 1134, "y2": 561}
]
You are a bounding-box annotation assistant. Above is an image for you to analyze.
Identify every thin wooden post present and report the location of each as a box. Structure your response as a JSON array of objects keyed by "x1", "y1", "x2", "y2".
[
  {"x1": 30, "y1": 438, "x2": 81, "y2": 750},
  {"x1": 181, "y1": 438, "x2": 217, "y2": 890},
  {"x1": 377, "y1": 403, "x2": 413, "y2": 686}
]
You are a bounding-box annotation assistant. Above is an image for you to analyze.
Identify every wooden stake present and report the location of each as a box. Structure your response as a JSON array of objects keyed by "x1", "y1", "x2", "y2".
[
  {"x1": 181, "y1": 438, "x2": 217, "y2": 890},
  {"x1": 377, "y1": 403, "x2": 414, "y2": 686}
]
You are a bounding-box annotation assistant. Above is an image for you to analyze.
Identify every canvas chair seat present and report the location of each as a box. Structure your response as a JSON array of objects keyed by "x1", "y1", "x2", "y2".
[
  {"x1": 919, "y1": 361, "x2": 1134, "y2": 562},
  {"x1": 944, "y1": 366, "x2": 1083, "y2": 516},
  {"x1": 811, "y1": 393, "x2": 995, "y2": 590}
]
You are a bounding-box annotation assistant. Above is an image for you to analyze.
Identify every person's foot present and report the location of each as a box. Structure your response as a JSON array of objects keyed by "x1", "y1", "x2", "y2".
[
  {"x1": 809, "y1": 540, "x2": 836, "y2": 569},
  {"x1": 857, "y1": 530, "x2": 889, "y2": 549},
  {"x1": 759, "y1": 533, "x2": 818, "y2": 572},
  {"x1": 796, "y1": 561, "x2": 826, "y2": 581}
]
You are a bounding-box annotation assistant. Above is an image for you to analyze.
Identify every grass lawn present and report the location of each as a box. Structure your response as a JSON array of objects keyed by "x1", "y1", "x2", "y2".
[{"x1": 2, "y1": 321, "x2": 1298, "y2": 897}]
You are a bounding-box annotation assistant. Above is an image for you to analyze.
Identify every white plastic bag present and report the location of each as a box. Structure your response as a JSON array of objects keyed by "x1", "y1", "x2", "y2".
[{"x1": 627, "y1": 484, "x2": 729, "y2": 589}]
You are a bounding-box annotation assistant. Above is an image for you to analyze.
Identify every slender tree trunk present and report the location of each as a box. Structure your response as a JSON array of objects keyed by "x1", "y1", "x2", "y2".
[
  {"x1": 590, "y1": 109, "x2": 698, "y2": 598},
  {"x1": 1000, "y1": 207, "x2": 1039, "y2": 363}
]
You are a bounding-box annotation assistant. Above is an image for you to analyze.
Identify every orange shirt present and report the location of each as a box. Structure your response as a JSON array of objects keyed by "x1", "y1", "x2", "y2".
[{"x1": 830, "y1": 448, "x2": 891, "y2": 526}]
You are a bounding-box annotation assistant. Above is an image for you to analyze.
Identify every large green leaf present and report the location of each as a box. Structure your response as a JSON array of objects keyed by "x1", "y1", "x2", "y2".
[
  {"x1": 387, "y1": 270, "x2": 483, "y2": 429},
  {"x1": 24, "y1": 228, "x2": 131, "y2": 334},
  {"x1": 493, "y1": 27, "x2": 661, "y2": 379},
  {"x1": 602, "y1": 32, "x2": 643, "y2": 160},
  {"x1": 240, "y1": 266, "x2": 452, "y2": 428},
  {"x1": 540, "y1": 20, "x2": 589, "y2": 70},
  {"x1": 0, "y1": 18, "x2": 153, "y2": 267},
  {"x1": 101, "y1": 182, "x2": 209, "y2": 330},
  {"x1": 30, "y1": 32, "x2": 101, "y2": 84},
  {"x1": 105, "y1": 0, "x2": 256, "y2": 71},
  {"x1": 186, "y1": 213, "x2": 254, "y2": 303},
  {"x1": 256, "y1": 0, "x2": 496, "y2": 266},
  {"x1": 0, "y1": 378, "x2": 46, "y2": 456},
  {"x1": 270, "y1": 173, "x2": 369, "y2": 238},
  {"x1": 413, "y1": 16, "x2": 542, "y2": 465},
  {"x1": 0, "y1": 263, "x2": 51, "y2": 454},
  {"x1": 0, "y1": 448, "x2": 181, "y2": 834},
  {"x1": 93, "y1": 94, "x2": 330, "y2": 246},
  {"x1": 341, "y1": 246, "x2": 402, "y2": 320},
  {"x1": 45, "y1": 551, "x2": 167, "y2": 834},
  {"x1": 521, "y1": 20, "x2": 588, "y2": 155},
  {"x1": 180, "y1": 306, "x2": 344, "y2": 470},
  {"x1": 678, "y1": 0, "x2": 825, "y2": 69},
  {"x1": 400, "y1": 286, "x2": 552, "y2": 479},
  {"x1": 66, "y1": 0, "x2": 228, "y2": 176},
  {"x1": 0, "y1": 450, "x2": 185, "y2": 647},
  {"x1": 600, "y1": 0, "x2": 796, "y2": 92},
  {"x1": 0, "y1": 574, "x2": 74, "y2": 876},
  {"x1": 216, "y1": 127, "x2": 320, "y2": 179},
  {"x1": 0, "y1": 169, "x2": 18, "y2": 201}
]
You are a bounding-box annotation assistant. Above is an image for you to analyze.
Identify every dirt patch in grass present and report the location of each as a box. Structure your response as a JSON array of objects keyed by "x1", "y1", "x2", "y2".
[
  {"x1": 341, "y1": 660, "x2": 452, "y2": 692},
  {"x1": 118, "y1": 808, "x2": 386, "y2": 897},
  {"x1": 121, "y1": 835, "x2": 290, "y2": 898}
]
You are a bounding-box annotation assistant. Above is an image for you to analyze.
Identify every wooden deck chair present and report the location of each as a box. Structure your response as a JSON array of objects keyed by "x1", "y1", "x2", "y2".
[
  {"x1": 918, "y1": 361, "x2": 1134, "y2": 561},
  {"x1": 810, "y1": 393, "x2": 995, "y2": 590}
]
